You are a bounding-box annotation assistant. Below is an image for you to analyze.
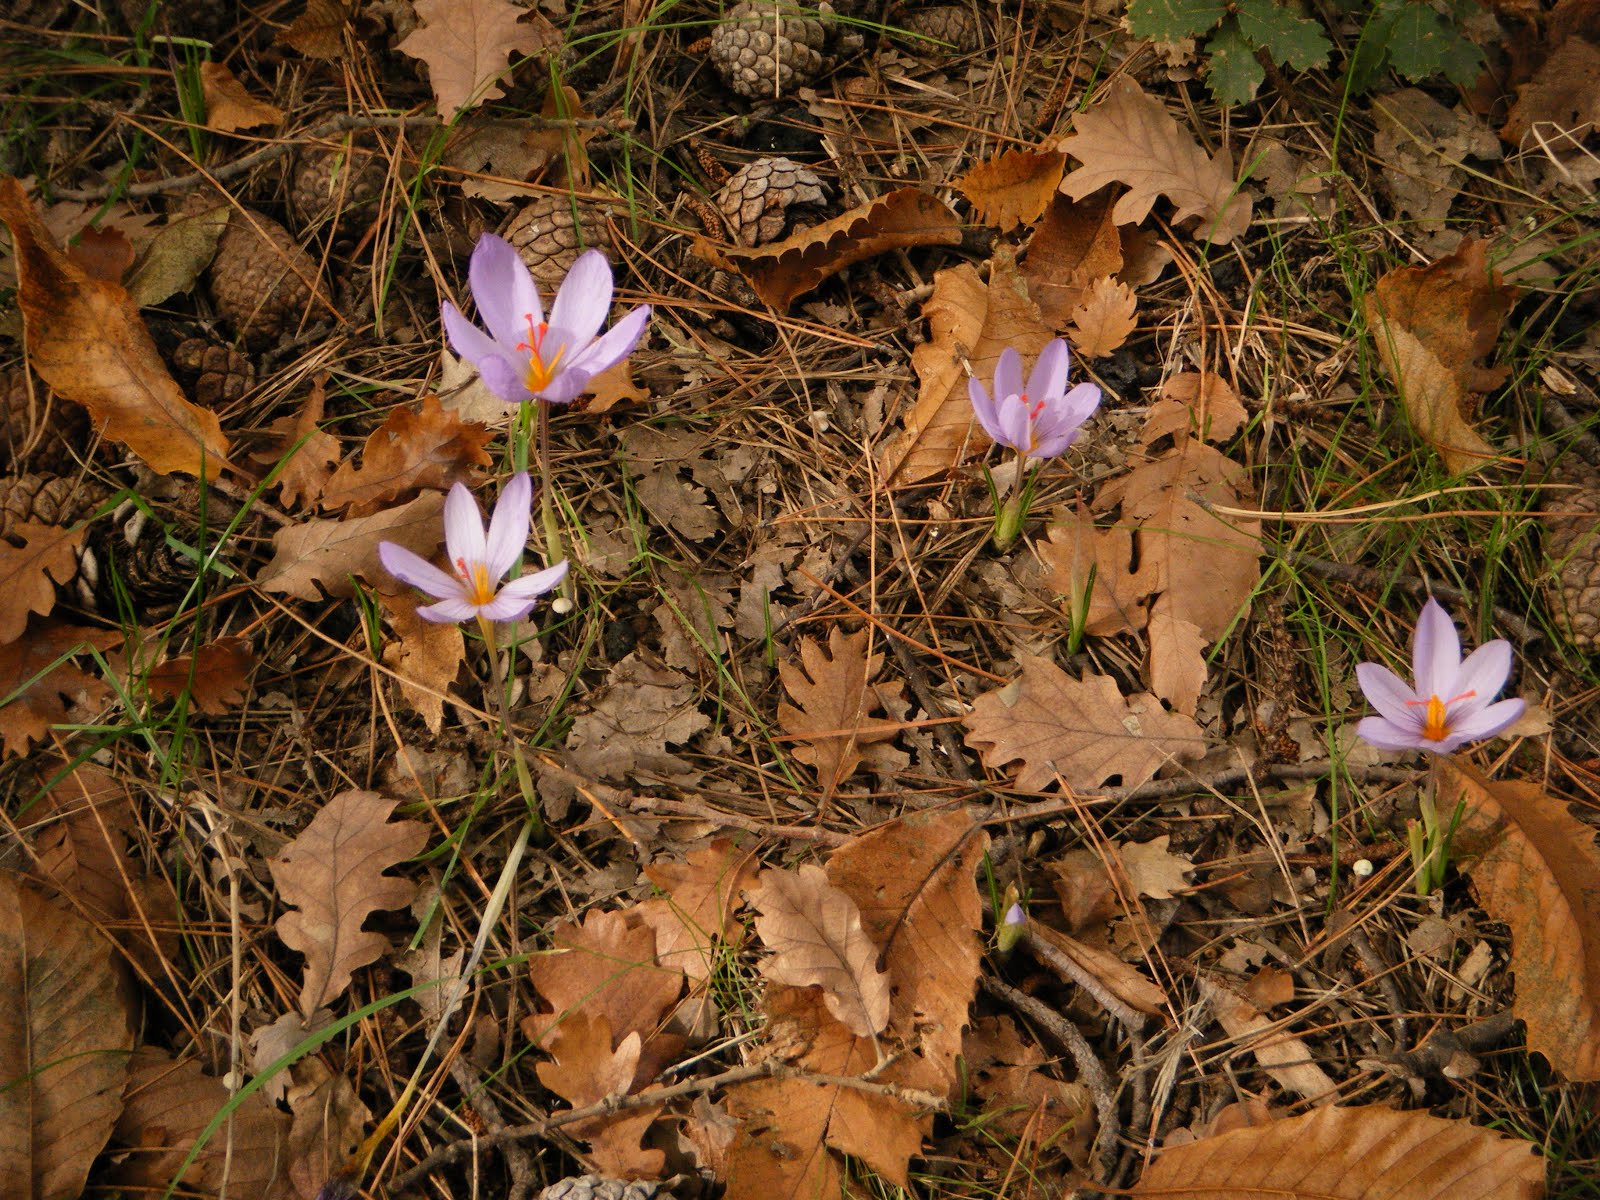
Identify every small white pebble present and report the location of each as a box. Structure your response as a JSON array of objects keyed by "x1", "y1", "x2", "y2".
[
  {"x1": 551, "y1": 596, "x2": 574, "y2": 615},
  {"x1": 1352, "y1": 858, "x2": 1374, "y2": 878}
]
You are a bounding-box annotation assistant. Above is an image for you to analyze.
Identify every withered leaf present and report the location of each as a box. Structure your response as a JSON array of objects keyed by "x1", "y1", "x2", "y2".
[
  {"x1": 778, "y1": 627, "x2": 907, "y2": 797},
  {"x1": 964, "y1": 656, "x2": 1207, "y2": 792},
  {"x1": 285, "y1": 1058, "x2": 369, "y2": 1200},
  {"x1": 639, "y1": 838, "x2": 760, "y2": 982},
  {"x1": 64, "y1": 226, "x2": 134, "y2": 284},
  {"x1": 1199, "y1": 972, "x2": 1337, "y2": 1101},
  {"x1": 537, "y1": 1014, "x2": 667, "y2": 1178},
  {"x1": 0, "y1": 621, "x2": 118, "y2": 759},
  {"x1": 1039, "y1": 504, "x2": 1158, "y2": 638},
  {"x1": 281, "y1": 0, "x2": 351, "y2": 59},
  {"x1": 1143, "y1": 370, "x2": 1248, "y2": 445},
  {"x1": 962, "y1": 1015, "x2": 1094, "y2": 1159},
  {"x1": 257, "y1": 491, "x2": 445, "y2": 601},
  {"x1": 146, "y1": 635, "x2": 254, "y2": 715},
  {"x1": 124, "y1": 204, "x2": 231, "y2": 309},
  {"x1": 694, "y1": 187, "x2": 961, "y2": 310},
  {"x1": 1065, "y1": 275, "x2": 1137, "y2": 359},
  {"x1": 318, "y1": 394, "x2": 492, "y2": 516},
  {"x1": 0, "y1": 175, "x2": 232, "y2": 478},
  {"x1": 0, "y1": 872, "x2": 132, "y2": 1200},
  {"x1": 397, "y1": 0, "x2": 559, "y2": 121},
  {"x1": 268, "y1": 790, "x2": 430, "y2": 1019},
  {"x1": 1023, "y1": 192, "x2": 1124, "y2": 329},
  {"x1": 199, "y1": 61, "x2": 283, "y2": 133},
  {"x1": 380, "y1": 593, "x2": 464, "y2": 735},
  {"x1": 0, "y1": 520, "x2": 83, "y2": 644},
  {"x1": 751, "y1": 863, "x2": 891, "y2": 1038},
  {"x1": 252, "y1": 377, "x2": 341, "y2": 510},
  {"x1": 956, "y1": 147, "x2": 1067, "y2": 231}
]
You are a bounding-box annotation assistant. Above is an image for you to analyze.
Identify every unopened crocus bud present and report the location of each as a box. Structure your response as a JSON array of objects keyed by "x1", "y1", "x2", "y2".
[{"x1": 996, "y1": 901, "x2": 1027, "y2": 954}]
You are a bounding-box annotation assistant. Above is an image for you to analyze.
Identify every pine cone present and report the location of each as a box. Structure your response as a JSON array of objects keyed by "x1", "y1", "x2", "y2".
[
  {"x1": 1, "y1": 368, "x2": 87, "y2": 473},
  {"x1": 171, "y1": 338, "x2": 256, "y2": 408},
  {"x1": 207, "y1": 208, "x2": 319, "y2": 348},
  {"x1": 709, "y1": 1, "x2": 833, "y2": 99},
  {"x1": 538, "y1": 1177, "x2": 661, "y2": 1200},
  {"x1": 716, "y1": 156, "x2": 827, "y2": 246},
  {"x1": 502, "y1": 193, "x2": 611, "y2": 286},
  {"x1": 1543, "y1": 453, "x2": 1600, "y2": 648},
  {"x1": 289, "y1": 141, "x2": 386, "y2": 232},
  {"x1": 898, "y1": 5, "x2": 981, "y2": 54},
  {"x1": 91, "y1": 480, "x2": 245, "y2": 616},
  {"x1": 0, "y1": 472, "x2": 110, "y2": 541}
]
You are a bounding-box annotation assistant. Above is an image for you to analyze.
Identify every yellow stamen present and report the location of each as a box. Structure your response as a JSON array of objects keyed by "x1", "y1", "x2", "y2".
[
  {"x1": 1406, "y1": 690, "x2": 1476, "y2": 742},
  {"x1": 516, "y1": 312, "x2": 567, "y2": 393},
  {"x1": 456, "y1": 557, "x2": 495, "y2": 606}
]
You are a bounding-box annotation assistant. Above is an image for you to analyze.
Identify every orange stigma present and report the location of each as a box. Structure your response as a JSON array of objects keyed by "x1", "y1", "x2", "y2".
[
  {"x1": 1406, "y1": 690, "x2": 1477, "y2": 741},
  {"x1": 516, "y1": 312, "x2": 566, "y2": 393},
  {"x1": 456, "y1": 557, "x2": 495, "y2": 606}
]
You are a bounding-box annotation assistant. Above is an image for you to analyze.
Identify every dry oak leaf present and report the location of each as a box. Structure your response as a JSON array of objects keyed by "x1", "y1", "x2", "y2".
[
  {"x1": 0, "y1": 521, "x2": 83, "y2": 644},
  {"x1": 268, "y1": 790, "x2": 429, "y2": 1020},
  {"x1": 1143, "y1": 370, "x2": 1248, "y2": 446},
  {"x1": 1198, "y1": 972, "x2": 1338, "y2": 1102},
  {"x1": 1027, "y1": 922, "x2": 1169, "y2": 1017},
  {"x1": 879, "y1": 244, "x2": 1055, "y2": 484},
  {"x1": 114, "y1": 1048, "x2": 290, "y2": 1197},
  {"x1": 1022, "y1": 191, "x2": 1124, "y2": 330},
  {"x1": 146, "y1": 635, "x2": 254, "y2": 715},
  {"x1": 252, "y1": 377, "x2": 341, "y2": 510},
  {"x1": 1039, "y1": 504, "x2": 1158, "y2": 638},
  {"x1": 64, "y1": 225, "x2": 135, "y2": 284},
  {"x1": 639, "y1": 838, "x2": 760, "y2": 982},
  {"x1": 1119, "y1": 834, "x2": 1193, "y2": 899},
  {"x1": 285, "y1": 1059, "x2": 370, "y2": 1200},
  {"x1": 1130, "y1": 1104, "x2": 1542, "y2": 1199},
  {"x1": 1503, "y1": 36, "x2": 1600, "y2": 145},
  {"x1": 199, "y1": 61, "x2": 284, "y2": 133},
  {"x1": 751, "y1": 863, "x2": 891, "y2": 1038},
  {"x1": 398, "y1": 0, "x2": 560, "y2": 121},
  {"x1": 281, "y1": 0, "x2": 351, "y2": 59},
  {"x1": 1058, "y1": 77, "x2": 1253, "y2": 245},
  {"x1": 0, "y1": 621, "x2": 118, "y2": 759},
  {"x1": 1147, "y1": 591, "x2": 1208, "y2": 716},
  {"x1": 257, "y1": 491, "x2": 445, "y2": 600},
  {"x1": 778, "y1": 626, "x2": 907, "y2": 796},
  {"x1": 964, "y1": 656, "x2": 1206, "y2": 792},
  {"x1": 380, "y1": 593, "x2": 464, "y2": 735},
  {"x1": 561, "y1": 652, "x2": 711, "y2": 789},
  {"x1": 961, "y1": 1014, "x2": 1095, "y2": 1158},
  {"x1": 537, "y1": 1012, "x2": 667, "y2": 1179},
  {"x1": 0, "y1": 872, "x2": 132, "y2": 1200},
  {"x1": 956, "y1": 147, "x2": 1067, "y2": 231},
  {"x1": 693, "y1": 187, "x2": 961, "y2": 310},
  {"x1": 318, "y1": 394, "x2": 492, "y2": 516},
  {"x1": 1442, "y1": 760, "x2": 1600, "y2": 1080},
  {"x1": 1365, "y1": 237, "x2": 1516, "y2": 474},
  {"x1": 0, "y1": 175, "x2": 231, "y2": 478},
  {"x1": 1065, "y1": 275, "x2": 1137, "y2": 359}
]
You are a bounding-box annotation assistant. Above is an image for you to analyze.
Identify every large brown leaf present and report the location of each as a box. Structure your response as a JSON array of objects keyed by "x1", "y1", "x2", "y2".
[
  {"x1": 1442, "y1": 761, "x2": 1600, "y2": 1080},
  {"x1": 267, "y1": 790, "x2": 430, "y2": 1019},
  {"x1": 256, "y1": 491, "x2": 446, "y2": 600},
  {"x1": 0, "y1": 621, "x2": 119, "y2": 759},
  {"x1": 0, "y1": 872, "x2": 132, "y2": 1200},
  {"x1": 0, "y1": 521, "x2": 82, "y2": 645},
  {"x1": 0, "y1": 175, "x2": 231, "y2": 478},
  {"x1": 777, "y1": 627, "x2": 907, "y2": 798},
  {"x1": 1130, "y1": 1104, "x2": 1542, "y2": 1199},
  {"x1": 318, "y1": 394, "x2": 492, "y2": 516}
]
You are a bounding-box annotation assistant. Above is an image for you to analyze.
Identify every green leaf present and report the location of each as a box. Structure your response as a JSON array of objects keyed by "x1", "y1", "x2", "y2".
[
  {"x1": 1385, "y1": 2, "x2": 1468, "y2": 80},
  {"x1": 1345, "y1": 5, "x2": 1400, "y2": 91},
  {"x1": 1236, "y1": 0, "x2": 1331, "y2": 70},
  {"x1": 1205, "y1": 21, "x2": 1266, "y2": 106},
  {"x1": 1126, "y1": 0, "x2": 1227, "y2": 42}
]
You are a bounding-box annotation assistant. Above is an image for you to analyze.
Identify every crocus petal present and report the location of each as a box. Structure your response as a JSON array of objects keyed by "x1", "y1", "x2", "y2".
[
  {"x1": 417, "y1": 596, "x2": 481, "y2": 624},
  {"x1": 1451, "y1": 640, "x2": 1514, "y2": 712},
  {"x1": 442, "y1": 482, "x2": 488, "y2": 567},
  {"x1": 564, "y1": 304, "x2": 651, "y2": 378},
  {"x1": 378, "y1": 542, "x2": 463, "y2": 601},
  {"x1": 993, "y1": 346, "x2": 1024, "y2": 403},
  {"x1": 442, "y1": 302, "x2": 507, "y2": 368},
  {"x1": 1445, "y1": 697, "x2": 1525, "y2": 745},
  {"x1": 1355, "y1": 715, "x2": 1426, "y2": 752},
  {"x1": 1412, "y1": 598, "x2": 1460, "y2": 703},
  {"x1": 484, "y1": 472, "x2": 532, "y2": 579},
  {"x1": 1355, "y1": 662, "x2": 1421, "y2": 728},
  {"x1": 1027, "y1": 339, "x2": 1070, "y2": 400},
  {"x1": 470, "y1": 233, "x2": 542, "y2": 349},
  {"x1": 548, "y1": 249, "x2": 614, "y2": 347},
  {"x1": 477, "y1": 355, "x2": 534, "y2": 406},
  {"x1": 995, "y1": 395, "x2": 1034, "y2": 452},
  {"x1": 533, "y1": 365, "x2": 594, "y2": 405},
  {"x1": 1058, "y1": 381, "x2": 1102, "y2": 427},
  {"x1": 968, "y1": 377, "x2": 1003, "y2": 442},
  {"x1": 479, "y1": 561, "x2": 570, "y2": 621},
  {"x1": 1029, "y1": 428, "x2": 1079, "y2": 459}
]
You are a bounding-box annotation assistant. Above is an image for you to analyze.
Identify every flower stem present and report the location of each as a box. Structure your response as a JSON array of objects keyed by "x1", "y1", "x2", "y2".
[
  {"x1": 535, "y1": 396, "x2": 574, "y2": 607},
  {"x1": 477, "y1": 615, "x2": 544, "y2": 842}
]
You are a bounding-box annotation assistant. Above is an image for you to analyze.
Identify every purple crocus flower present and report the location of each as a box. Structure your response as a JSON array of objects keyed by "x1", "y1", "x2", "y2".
[
  {"x1": 378, "y1": 473, "x2": 567, "y2": 623},
  {"x1": 1355, "y1": 597, "x2": 1524, "y2": 753},
  {"x1": 442, "y1": 234, "x2": 650, "y2": 406},
  {"x1": 968, "y1": 340, "x2": 1101, "y2": 459}
]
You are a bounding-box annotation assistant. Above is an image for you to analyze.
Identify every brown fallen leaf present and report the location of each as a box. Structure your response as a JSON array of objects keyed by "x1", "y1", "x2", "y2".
[
  {"x1": 0, "y1": 520, "x2": 82, "y2": 644},
  {"x1": 1022, "y1": 192, "x2": 1124, "y2": 329},
  {"x1": 559, "y1": 653, "x2": 711, "y2": 791},
  {"x1": 124, "y1": 204, "x2": 231, "y2": 309},
  {"x1": 380, "y1": 592, "x2": 465, "y2": 734},
  {"x1": 1058, "y1": 77, "x2": 1253, "y2": 245},
  {"x1": 778, "y1": 626, "x2": 907, "y2": 799},
  {"x1": 146, "y1": 635, "x2": 254, "y2": 715},
  {"x1": 397, "y1": 0, "x2": 559, "y2": 121},
  {"x1": 1065, "y1": 275, "x2": 1137, "y2": 359},
  {"x1": 1120, "y1": 834, "x2": 1193, "y2": 899},
  {"x1": 1443, "y1": 760, "x2": 1600, "y2": 1080},
  {"x1": 252, "y1": 376, "x2": 341, "y2": 510},
  {"x1": 268, "y1": 790, "x2": 430, "y2": 1020},
  {"x1": 1199, "y1": 973, "x2": 1338, "y2": 1102},
  {"x1": 65, "y1": 225, "x2": 135, "y2": 283},
  {"x1": 694, "y1": 187, "x2": 961, "y2": 310},
  {"x1": 0, "y1": 621, "x2": 118, "y2": 759},
  {"x1": 0, "y1": 871, "x2": 133, "y2": 1200},
  {"x1": 1364, "y1": 238, "x2": 1516, "y2": 473},
  {"x1": 964, "y1": 656, "x2": 1207, "y2": 792},
  {"x1": 318, "y1": 394, "x2": 492, "y2": 516},
  {"x1": 0, "y1": 175, "x2": 231, "y2": 478},
  {"x1": 1503, "y1": 36, "x2": 1600, "y2": 145},
  {"x1": 638, "y1": 838, "x2": 760, "y2": 982},
  {"x1": 1143, "y1": 370, "x2": 1249, "y2": 446},
  {"x1": 1130, "y1": 1104, "x2": 1542, "y2": 1199},
  {"x1": 1039, "y1": 504, "x2": 1158, "y2": 637},
  {"x1": 536, "y1": 1013, "x2": 667, "y2": 1178},
  {"x1": 961, "y1": 1015, "x2": 1095, "y2": 1162},
  {"x1": 956, "y1": 147, "x2": 1067, "y2": 231},
  {"x1": 281, "y1": 0, "x2": 350, "y2": 59},
  {"x1": 879, "y1": 244, "x2": 1055, "y2": 484},
  {"x1": 199, "y1": 60, "x2": 283, "y2": 133},
  {"x1": 257, "y1": 491, "x2": 446, "y2": 601},
  {"x1": 1028, "y1": 922, "x2": 1169, "y2": 1016},
  {"x1": 285, "y1": 1058, "x2": 369, "y2": 1200}
]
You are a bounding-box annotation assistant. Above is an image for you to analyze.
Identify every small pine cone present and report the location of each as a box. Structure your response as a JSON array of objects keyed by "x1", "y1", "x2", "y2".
[
  {"x1": 207, "y1": 208, "x2": 319, "y2": 348},
  {"x1": 538, "y1": 1178, "x2": 661, "y2": 1200},
  {"x1": 898, "y1": 5, "x2": 981, "y2": 54},
  {"x1": 709, "y1": 1, "x2": 831, "y2": 99},
  {"x1": 94, "y1": 481, "x2": 245, "y2": 616},
  {"x1": 501, "y1": 194, "x2": 611, "y2": 286},
  {"x1": 170, "y1": 338, "x2": 256, "y2": 408},
  {"x1": 289, "y1": 142, "x2": 386, "y2": 231},
  {"x1": 1543, "y1": 454, "x2": 1600, "y2": 648},
  {"x1": 716, "y1": 156, "x2": 827, "y2": 246},
  {"x1": 0, "y1": 473, "x2": 110, "y2": 541},
  {"x1": 1, "y1": 368, "x2": 87, "y2": 473}
]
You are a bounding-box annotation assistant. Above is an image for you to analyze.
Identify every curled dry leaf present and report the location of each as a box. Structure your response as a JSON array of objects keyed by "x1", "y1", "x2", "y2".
[
  {"x1": 1130, "y1": 1104, "x2": 1542, "y2": 1199},
  {"x1": 777, "y1": 626, "x2": 907, "y2": 798},
  {"x1": 751, "y1": 863, "x2": 891, "y2": 1038},
  {"x1": 146, "y1": 635, "x2": 255, "y2": 715},
  {"x1": 1443, "y1": 760, "x2": 1600, "y2": 1080},
  {"x1": 281, "y1": 0, "x2": 350, "y2": 60},
  {"x1": 1023, "y1": 192, "x2": 1123, "y2": 330},
  {"x1": 1058, "y1": 77, "x2": 1252, "y2": 244},
  {"x1": 0, "y1": 872, "x2": 132, "y2": 1200},
  {"x1": 257, "y1": 491, "x2": 446, "y2": 601},
  {"x1": 1065, "y1": 275, "x2": 1137, "y2": 358},
  {"x1": 0, "y1": 520, "x2": 83, "y2": 644},
  {"x1": 267, "y1": 790, "x2": 430, "y2": 1020},
  {"x1": 1143, "y1": 370, "x2": 1248, "y2": 445},
  {"x1": 1364, "y1": 237, "x2": 1515, "y2": 474},
  {"x1": 956, "y1": 147, "x2": 1067, "y2": 231},
  {"x1": 0, "y1": 621, "x2": 119, "y2": 759},
  {"x1": 397, "y1": 0, "x2": 561, "y2": 121},
  {"x1": 694, "y1": 187, "x2": 961, "y2": 310},
  {"x1": 1198, "y1": 973, "x2": 1338, "y2": 1102},
  {"x1": 964, "y1": 656, "x2": 1207, "y2": 792},
  {"x1": 379, "y1": 593, "x2": 465, "y2": 735},
  {"x1": 252, "y1": 377, "x2": 341, "y2": 510},
  {"x1": 1027, "y1": 922, "x2": 1169, "y2": 1017},
  {"x1": 199, "y1": 60, "x2": 284, "y2": 132},
  {"x1": 318, "y1": 394, "x2": 493, "y2": 516},
  {"x1": 0, "y1": 175, "x2": 232, "y2": 478}
]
